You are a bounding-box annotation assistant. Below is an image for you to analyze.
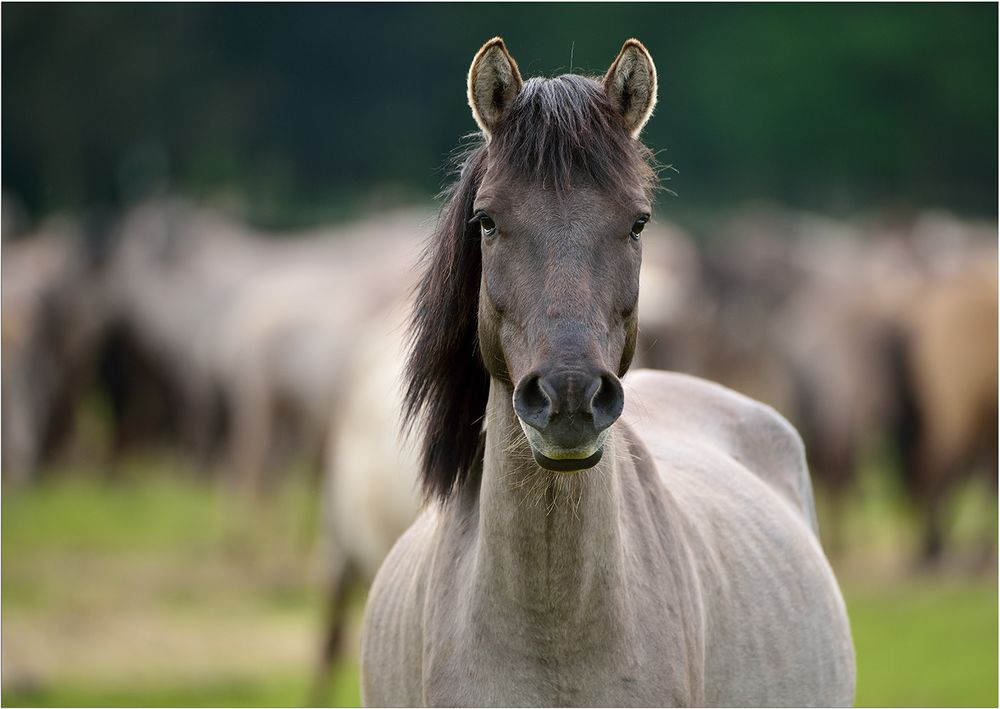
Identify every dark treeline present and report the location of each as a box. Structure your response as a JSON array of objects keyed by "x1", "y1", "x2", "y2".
[{"x1": 3, "y1": 3, "x2": 997, "y2": 226}]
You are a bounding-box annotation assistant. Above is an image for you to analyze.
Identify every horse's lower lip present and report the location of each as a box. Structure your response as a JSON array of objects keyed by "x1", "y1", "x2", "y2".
[{"x1": 532, "y1": 447, "x2": 604, "y2": 473}]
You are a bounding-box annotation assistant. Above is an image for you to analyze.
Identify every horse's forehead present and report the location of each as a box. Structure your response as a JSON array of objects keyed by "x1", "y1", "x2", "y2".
[
  {"x1": 495, "y1": 198, "x2": 619, "y2": 257},
  {"x1": 481, "y1": 177, "x2": 630, "y2": 221}
]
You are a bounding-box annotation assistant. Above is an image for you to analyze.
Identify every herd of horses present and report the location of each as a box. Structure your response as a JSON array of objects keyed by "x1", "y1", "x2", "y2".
[
  {"x1": 2, "y1": 200, "x2": 425, "y2": 487},
  {"x1": 2, "y1": 36, "x2": 996, "y2": 708}
]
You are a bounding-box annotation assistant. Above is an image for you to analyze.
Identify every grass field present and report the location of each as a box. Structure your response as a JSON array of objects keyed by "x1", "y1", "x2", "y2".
[{"x1": 2, "y1": 458, "x2": 996, "y2": 707}]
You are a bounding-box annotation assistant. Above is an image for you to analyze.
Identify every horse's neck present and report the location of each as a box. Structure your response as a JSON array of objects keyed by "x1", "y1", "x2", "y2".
[{"x1": 471, "y1": 381, "x2": 629, "y2": 639}]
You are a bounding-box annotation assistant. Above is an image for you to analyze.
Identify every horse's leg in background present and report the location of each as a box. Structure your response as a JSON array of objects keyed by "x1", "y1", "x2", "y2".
[
  {"x1": 977, "y1": 448, "x2": 999, "y2": 571},
  {"x1": 888, "y1": 328, "x2": 946, "y2": 567},
  {"x1": 272, "y1": 392, "x2": 329, "y2": 492},
  {"x1": 818, "y1": 472, "x2": 848, "y2": 560},
  {"x1": 226, "y1": 372, "x2": 274, "y2": 495},
  {"x1": 204, "y1": 383, "x2": 231, "y2": 469},
  {"x1": 307, "y1": 391, "x2": 344, "y2": 493},
  {"x1": 309, "y1": 542, "x2": 355, "y2": 706},
  {"x1": 813, "y1": 440, "x2": 856, "y2": 559},
  {"x1": 915, "y1": 413, "x2": 994, "y2": 567},
  {"x1": 311, "y1": 568, "x2": 355, "y2": 706},
  {"x1": 914, "y1": 439, "x2": 953, "y2": 567},
  {"x1": 919, "y1": 484, "x2": 946, "y2": 565},
  {"x1": 1, "y1": 374, "x2": 40, "y2": 483},
  {"x1": 97, "y1": 323, "x2": 149, "y2": 462},
  {"x1": 972, "y1": 405, "x2": 999, "y2": 571},
  {"x1": 177, "y1": 374, "x2": 225, "y2": 473}
]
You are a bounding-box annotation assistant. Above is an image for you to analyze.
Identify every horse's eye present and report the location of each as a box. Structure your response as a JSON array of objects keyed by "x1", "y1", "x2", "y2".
[
  {"x1": 630, "y1": 216, "x2": 649, "y2": 240},
  {"x1": 473, "y1": 211, "x2": 497, "y2": 238}
]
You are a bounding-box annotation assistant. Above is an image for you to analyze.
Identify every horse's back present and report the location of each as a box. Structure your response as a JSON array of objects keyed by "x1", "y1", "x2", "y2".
[{"x1": 623, "y1": 368, "x2": 818, "y2": 534}]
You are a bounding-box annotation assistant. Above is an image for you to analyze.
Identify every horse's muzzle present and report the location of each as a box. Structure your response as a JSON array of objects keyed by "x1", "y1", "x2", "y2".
[{"x1": 513, "y1": 368, "x2": 623, "y2": 471}]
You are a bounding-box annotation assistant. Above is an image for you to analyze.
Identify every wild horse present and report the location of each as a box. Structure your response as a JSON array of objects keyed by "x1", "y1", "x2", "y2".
[{"x1": 361, "y1": 38, "x2": 855, "y2": 706}]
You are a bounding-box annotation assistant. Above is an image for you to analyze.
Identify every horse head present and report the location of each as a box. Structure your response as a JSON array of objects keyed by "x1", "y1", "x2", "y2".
[{"x1": 407, "y1": 38, "x2": 659, "y2": 497}]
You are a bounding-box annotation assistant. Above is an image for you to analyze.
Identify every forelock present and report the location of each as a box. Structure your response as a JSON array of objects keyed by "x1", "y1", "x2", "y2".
[{"x1": 487, "y1": 75, "x2": 656, "y2": 201}]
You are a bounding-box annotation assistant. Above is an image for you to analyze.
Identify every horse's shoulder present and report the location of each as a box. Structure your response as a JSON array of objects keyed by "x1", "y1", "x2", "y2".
[
  {"x1": 623, "y1": 369, "x2": 818, "y2": 534},
  {"x1": 370, "y1": 506, "x2": 438, "y2": 593},
  {"x1": 361, "y1": 507, "x2": 438, "y2": 705}
]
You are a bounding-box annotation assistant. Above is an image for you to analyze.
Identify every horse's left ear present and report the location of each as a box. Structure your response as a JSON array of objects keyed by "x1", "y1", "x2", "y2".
[
  {"x1": 603, "y1": 39, "x2": 658, "y2": 138},
  {"x1": 467, "y1": 37, "x2": 523, "y2": 139}
]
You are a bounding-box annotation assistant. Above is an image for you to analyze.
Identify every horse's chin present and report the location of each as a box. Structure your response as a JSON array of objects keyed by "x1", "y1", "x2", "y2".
[{"x1": 531, "y1": 446, "x2": 604, "y2": 473}]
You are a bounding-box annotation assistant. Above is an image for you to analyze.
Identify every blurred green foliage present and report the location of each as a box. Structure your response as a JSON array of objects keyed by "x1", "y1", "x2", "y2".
[{"x1": 3, "y1": 4, "x2": 997, "y2": 226}]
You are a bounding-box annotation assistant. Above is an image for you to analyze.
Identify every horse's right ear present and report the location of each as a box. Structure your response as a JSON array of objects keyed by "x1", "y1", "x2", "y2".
[{"x1": 467, "y1": 37, "x2": 523, "y2": 139}]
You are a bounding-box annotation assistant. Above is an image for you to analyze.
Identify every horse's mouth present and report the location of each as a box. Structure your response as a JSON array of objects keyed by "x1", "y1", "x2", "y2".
[
  {"x1": 532, "y1": 447, "x2": 604, "y2": 473},
  {"x1": 517, "y1": 419, "x2": 610, "y2": 474}
]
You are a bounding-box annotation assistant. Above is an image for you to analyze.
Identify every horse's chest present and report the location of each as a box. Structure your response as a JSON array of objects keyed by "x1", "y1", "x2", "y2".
[{"x1": 421, "y1": 599, "x2": 702, "y2": 707}]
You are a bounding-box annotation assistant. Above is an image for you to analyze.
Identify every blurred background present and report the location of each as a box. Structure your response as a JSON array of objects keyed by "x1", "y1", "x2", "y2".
[{"x1": 2, "y1": 4, "x2": 997, "y2": 707}]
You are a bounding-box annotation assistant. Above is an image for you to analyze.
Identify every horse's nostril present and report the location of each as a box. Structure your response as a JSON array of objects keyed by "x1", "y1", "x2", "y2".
[
  {"x1": 591, "y1": 374, "x2": 625, "y2": 431},
  {"x1": 514, "y1": 374, "x2": 553, "y2": 430}
]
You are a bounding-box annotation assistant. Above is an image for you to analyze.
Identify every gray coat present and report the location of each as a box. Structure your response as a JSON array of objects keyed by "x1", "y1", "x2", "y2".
[{"x1": 361, "y1": 369, "x2": 855, "y2": 707}]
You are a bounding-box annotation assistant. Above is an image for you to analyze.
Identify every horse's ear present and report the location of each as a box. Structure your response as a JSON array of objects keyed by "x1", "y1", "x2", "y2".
[
  {"x1": 603, "y1": 39, "x2": 657, "y2": 138},
  {"x1": 467, "y1": 37, "x2": 523, "y2": 139}
]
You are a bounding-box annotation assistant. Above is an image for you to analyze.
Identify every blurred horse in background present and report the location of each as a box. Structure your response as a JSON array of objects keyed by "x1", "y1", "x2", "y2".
[
  {"x1": 893, "y1": 246, "x2": 998, "y2": 562},
  {"x1": 215, "y1": 213, "x2": 423, "y2": 491},
  {"x1": 96, "y1": 198, "x2": 426, "y2": 489},
  {"x1": 5, "y1": 192, "x2": 993, "y2": 573},
  {"x1": 2, "y1": 216, "x2": 111, "y2": 481},
  {"x1": 638, "y1": 205, "x2": 998, "y2": 562},
  {"x1": 311, "y1": 298, "x2": 422, "y2": 703},
  {"x1": 99, "y1": 200, "x2": 255, "y2": 464},
  {"x1": 3, "y1": 196, "x2": 431, "y2": 494}
]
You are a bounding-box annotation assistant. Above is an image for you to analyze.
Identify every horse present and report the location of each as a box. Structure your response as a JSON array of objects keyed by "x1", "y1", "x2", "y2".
[
  {"x1": 3, "y1": 226, "x2": 78, "y2": 480},
  {"x1": 893, "y1": 254, "x2": 998, "y2": 562},
  {"x1": 311, "y1": 297, "x2": 423, "y2": 704},
  {"x1": 2, "y1": 217, "x2": 110, "y2": 481},
  {"x1": 101, "y1": 198, "x2": 426, "y2": 488},
  {"x1": 215, "y1": 211, "x2": 425, "y2": 491},
  {"x1": 360, "y1": 38, "x2": 855, "y2": 706}
]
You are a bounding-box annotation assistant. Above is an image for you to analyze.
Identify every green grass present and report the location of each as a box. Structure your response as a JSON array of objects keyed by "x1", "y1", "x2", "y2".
[
  {"x1": 2, "y1": 459, "x2": 359, "y2": 707},
  {"x1": 7, "y1": 673, "x2": 308, "y2": 708},
  {"x1": 3, "y1": 457, "x2": 319, "y2": 555},
  {"x1": 5, "y1": 664, "x2": 360, "y2": 708},
  {"x1": 3, "y1": 470, "x2": 226, "y2": 554},
  {"x1": 847, "y1": 580, "x2": 998, "y2": 707},
  {"x1": 2, "y1": 460, "x2": 996, "y2": 707}
]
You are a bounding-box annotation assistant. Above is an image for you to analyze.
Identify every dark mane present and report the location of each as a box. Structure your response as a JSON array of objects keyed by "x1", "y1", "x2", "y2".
[
  {"x1": 404, "y1": 74, "x2": 657, "y2": 501},
  {"x1": 403, "y1": 145, "x2": 490, "y2": 501}
]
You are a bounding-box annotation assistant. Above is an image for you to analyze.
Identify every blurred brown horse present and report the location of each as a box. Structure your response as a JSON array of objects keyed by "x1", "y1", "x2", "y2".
[{"x1": 894, "y1": 254, "x2": 998, "y2": 562}]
